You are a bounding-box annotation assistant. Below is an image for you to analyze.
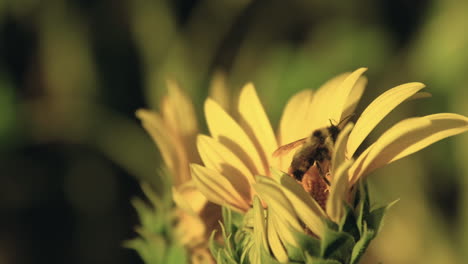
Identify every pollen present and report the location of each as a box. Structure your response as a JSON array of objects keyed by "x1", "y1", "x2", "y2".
[{"x1": 298, "y1": 165, "x2": 329, "y2": 210}]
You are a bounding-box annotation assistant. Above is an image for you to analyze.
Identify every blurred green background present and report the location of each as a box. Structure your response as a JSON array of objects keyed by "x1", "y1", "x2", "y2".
[{"x1": 0, "y1": 0, "x2": 467, "y2": 263}]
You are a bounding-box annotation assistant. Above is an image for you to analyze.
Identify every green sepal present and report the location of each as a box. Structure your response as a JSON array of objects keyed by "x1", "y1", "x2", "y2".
[
  {"x1": 366, "y1": 199, "x2": 399, "y2": 234},
  {"x1": 339, "y1": 203, "x2": 361, "y2": 242},
  {"x1": 126, "y1": 181, "x2": 184, "y2": 264},
  {"x1": 305, "y1": 252, "x2": 343, "y2": 264},
  {"x1": 124, "y1": 236, "x2": 166, "y2": 264},
  {"x1": 166, "y1": 243, "x2": 188, "y2": 264},
  {"x1": 209, "y1": 230, "x2": 222, "y2": 259},
  {"x1": 320, "y1": 226, "x2": 355, "y2": 263},
  {"x1": 208, "y1": 217, "x2": 239, "y2": 264},
  {"x1": 350, "y1": 223, "x2": 375, "y2": 264},
  {"x1": 291, "y1": 226, "x2": 321, "y2": 259},
  {"x1": 258, "y1": 237, "x2": 283, "y2": 264},
  {"x1": 222, "y1": 206, "x2": 234, "y2": 234},
  {"x1": 283, "y1": 241, "x2": 306, "y2": 262},
  {"x1": 354, "y1": 180, "x2": 370, "y2": 235}
]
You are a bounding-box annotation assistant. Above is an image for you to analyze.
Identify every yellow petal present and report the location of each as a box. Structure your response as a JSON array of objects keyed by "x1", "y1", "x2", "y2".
[
  {"x1": 253, "y1": 196, "x2": 268, "y2": 253},
  {"x1": 209, "y1": 70, "x2": 231, "y2": 112},
  {"x1": 173, "y1": 181, "x2": 208, "y2": 214},
  {"x1": 347, "y1": 82, "x2": 426, "y2": 158},
  {"x1": 205, "y1": 99, "x2": 265, "y2": 176},
  {"x1": 326, "y1": 159, "x2": 353, "y2": 223},
  {"x1": 197, "y1": 135, "x2": 254, "y2": 200},
  {"x1": 308, "y1": 68, "x2": 367, "y2": 131},
  {"x1": 238, "y1": 83, "x2": 278, "y2": 172},
  {"x1": 277, "y1": 89, "x2": 314, "y2": 170},
  {"x1": 191, "y1": 164, "x2": 250, "y2": 212},
  {"x1": 162, "y1": 81, "x2": 199, "y2": 164},
  {"x1": 329, "y1": 68, "x2": 368, "y2": 123},
  {"x1": 278, "y1": 90, "x2": 314, "y2": 144},
  {"x1": 270, "y1": 209, "x2": 301, "y2": 249},
  {"x1": 306, "y1": 74, "x2": 346, "y2": 131},
  {"x1": 408, "y1": 91, "x2": 432, "y2": 100},
  {"x1": 349, "y1": 113, "x2": 468, "y2": 184},
  {"x1": 341, "y1": 76, "x2": 368, "y2": 120},
  {"x1": 327, "y1": 123, "x2": 353, "y2": 222},
  {"x1": 260, "y1": 173, "x2": 326, "y2": 237},
  {"x1": 387, "y1": 114, "x2": 468, "y2": 162},
  {"x1": 331, "y1": 123, "x2": 354, "y2": 176},
  {"x1": 164, "y1": 80, "x2": 198, "y2": 135},
  {"x1": 275, "y1": 174, "x2": 326, "y2": 237},
  {"x1": 136, "y1": 109, "x2": 190, "y2": 184},
  {"x1": 266, "y1": 208, "x2": 289, "y2": 263},
  {"x1": 253, "y1": 178, "x2": 303, "y2": 231}
]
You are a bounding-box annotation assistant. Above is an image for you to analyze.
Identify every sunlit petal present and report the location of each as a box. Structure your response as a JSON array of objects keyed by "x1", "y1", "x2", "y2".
[
  {"x1": 205, "y1": 98, "x2": 265, "y2": 176},
  {"x1": 197, "y1": 135, "x2": 254, "y2": 200},
  {"x1": 341, "y1": 76, "x2": 368, "y2": 120},
  {"x1": 327, "y1": 123, "x2": 354, "y2": 222},
  {"x1": 163, "y1": 80, "x2": 198, "y2": 144},
  {"x1": 326, "y1": 159, "x2": 353, "y2": 223},
  {"x1": 349, "y1": 113, "x2": 468, "y2": 184},
  {"x1": 266, "y1": 208, "x2": 289, "y2": 263},
  {"x1": 331, "y1": 123, "x2": 354, "y2": 175},
  {"x1": 277, "y1": 89, "x2": 314, "y2": 170},
  {"x1": 137, "y1": 109, "x2": 190, "y2": 184},
  {"x1": 191, "y1": 164, "x2": 250, "y2": 212},
  {"x1": 172, "y1": 181, "x2": 208, "y2": 214},
  {"x1": 276, "y1": 175, "x2": 325, "y2": 237},
  {"x1": 308, "y1": 68, "x2": 367, "y2": 131},
  {"x1": 347, "y1": 82, "x2": 426, "y2": 158},
  {"x1": 387, "y1": 114, "x2": 468, "y2": 162},
  {"x1": 252, "y1": 196, "x2": 268, "y2": 253},
  {"x1": 329, "y1": 67, "x2": 368, "y2": 123},
  {"x1": 263, "y1": 172, "x2": 326, "y2": 237},
  {"x1": 137, "y1": 109, "x2": 174, "y2": 169},
  {"x1": 254, "y1": 178, "x2": 303, "y2": 231},
  {"x1": 238, "y1": 83, "x2": 279, "y2": 172},
  {"x1": 270, "y1": 209, "x2": 301, "y2": 248},
  {"x1": 209, "y1": 70, "x2": 231, "y2": 112}
]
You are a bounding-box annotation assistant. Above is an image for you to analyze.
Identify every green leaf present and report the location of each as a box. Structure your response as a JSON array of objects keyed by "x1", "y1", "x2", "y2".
[
  {"x1": 366, "y1": 199, "x2": 399, "y2": 234},
  {"x1": 339, "y1": 203, "x2": 360, "y2": 242},
  {"x1": 305, "y1": 253, "x2": 343, "y2": 264},
  {"x1": 320, "y1": 227, "x2": 355, "y2": 263},
  {"x1": 165, "y1": 244, "x2": 188, "y2": 264},
  {"x1": 222, "y1": 206, "x2": 233, "y2": 234},
  {"x1": 354, "y1": 180, "x2": 370, "y2": 235},
  {"x1": 252, "y1": 197, "x2": 268, "y2": 254},
  {"x1": 259, "y1": 241, "x2": 282, "y2": 264},
  {"x1": 125, "y1": 234, "x2": 167, "y2": 264},
  {"x1": 283, "y1": 241, "x2": 306, "y2": 262},
  {"x1": 350, "y1": 223, "x2": 375, "y2": 264},
  {"x1": 209, "y1": 230, "x2": 222, "y2": 258},
  {"x1": 291, "y1": 227, "x2": 321, "y2": 258}
]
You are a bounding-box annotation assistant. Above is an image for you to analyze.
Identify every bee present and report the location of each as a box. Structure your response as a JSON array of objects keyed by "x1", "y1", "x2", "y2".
[{"x1": 273, "y1": 116, "x2": 352, "y2": 184}]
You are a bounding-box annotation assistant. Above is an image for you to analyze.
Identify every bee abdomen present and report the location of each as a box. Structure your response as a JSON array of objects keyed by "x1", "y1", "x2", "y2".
[
  {"x1": 314, "y1": 147, "x2": 331, "y2": 162},
  {"x1": 291, "y1": 156, "x2": 314, "y2": 181}
]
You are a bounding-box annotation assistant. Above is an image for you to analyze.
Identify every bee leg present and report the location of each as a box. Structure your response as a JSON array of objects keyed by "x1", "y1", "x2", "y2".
[{"x1": 316, "y1": 162, "x2": 330, "y2": 186}]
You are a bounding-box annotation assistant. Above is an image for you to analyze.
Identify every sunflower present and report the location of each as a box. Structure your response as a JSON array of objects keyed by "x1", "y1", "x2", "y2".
[
  {"x1": 136, "y1": 80, "x2": 221, "y2": 264},
  {"x1": 191, "y1": 68, "x2": 468, "y2": 262}
]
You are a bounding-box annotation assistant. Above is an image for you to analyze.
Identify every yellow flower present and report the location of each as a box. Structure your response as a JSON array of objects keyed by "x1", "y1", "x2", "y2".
[
  {"x1": 136, "y1": 81, "x2": 220, "y2": 264},
  {"x1": 191, "y1": 67, "x2": 468, "y2": 230}
]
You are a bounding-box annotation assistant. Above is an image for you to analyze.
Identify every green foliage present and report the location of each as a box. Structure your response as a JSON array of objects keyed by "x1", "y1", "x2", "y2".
[{"x1": 124, "y1": 174, "x2": 188, "y2": 264}]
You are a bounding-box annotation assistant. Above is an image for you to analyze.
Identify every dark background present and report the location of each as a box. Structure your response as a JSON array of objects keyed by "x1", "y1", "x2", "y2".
[{"x1": 1, "y1": 0, "x2": 467, "y2": 263}]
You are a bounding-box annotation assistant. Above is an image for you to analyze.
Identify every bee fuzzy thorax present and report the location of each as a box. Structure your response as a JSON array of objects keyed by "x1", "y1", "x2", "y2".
[{"x1": 289, "y1": 125, "x2": 340, "y2": 182}]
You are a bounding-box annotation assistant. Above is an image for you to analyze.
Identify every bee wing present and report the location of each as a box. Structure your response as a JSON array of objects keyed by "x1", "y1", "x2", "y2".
[{"x1": 272, "y1": 138, "x2": 307, "y2": 157}]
